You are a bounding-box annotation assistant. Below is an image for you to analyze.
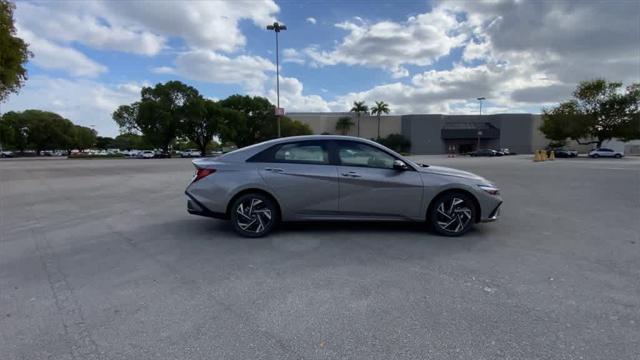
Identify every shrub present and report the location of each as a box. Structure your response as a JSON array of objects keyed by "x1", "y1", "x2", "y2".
[{"x1": 376, "y1": 134, "x2": 411, "y2": 153}]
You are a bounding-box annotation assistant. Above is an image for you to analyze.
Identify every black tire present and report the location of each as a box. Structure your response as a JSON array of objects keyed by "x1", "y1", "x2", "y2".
[
  {"x1": 230, "y1": 193, "x2": 278, "y2": 237},
  {"x1": 592, "y1": 154, "x2": 599, "y2": 158},
  {"x1": 614, "y1": 154, "x2": 622, "y2": 158},
  {"x1": 429, "y1": 192, "x2": 477, "y2": 236}
]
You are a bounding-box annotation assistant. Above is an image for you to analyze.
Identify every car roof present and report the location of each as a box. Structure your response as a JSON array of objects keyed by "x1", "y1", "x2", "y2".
[{"x1": 199, "y1": 135, "x2": 410, "y2": 164}]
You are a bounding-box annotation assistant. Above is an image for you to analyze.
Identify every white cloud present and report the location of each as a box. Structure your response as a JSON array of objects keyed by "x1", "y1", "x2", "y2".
[
  {"x1": 16, "y1": 2, "x2": 164, "y2": 56},
  {"x1": 282, "y1": 48, "x2": 305, "y2": 65},
  {"x1": 96, "y1": 0, "x2": 279, "y2": 53},
  {"x1": 329, "y1": 61, "x2": 554, "y2": 114},
  {"x1": 267, "y1": 76, "x2": 331, "y2": 112},
  {"x1": 15, "y1": 0, "x2": 279, "y2": 56},
  {"x1": 326, "y1": 0, "x2": 640, "y2": 112},
  {"x1": 443, "y1": 0, "x2": 640, "y2": 89},
  {"x1": 303, "y1": 7, "x2": 466, "y2": 77},
  {"x1": 306, "y1": 17, "x2": 317, "y2": 25},
  {"x1": 3, "y1": 76, "x2": 142, "y2": 137},
  {"x1": 18, "y1": 29, "x2": 107, "y2": 77},
  {"x1": 157, "y1": 51, "x2": 275, "y2": 93}
]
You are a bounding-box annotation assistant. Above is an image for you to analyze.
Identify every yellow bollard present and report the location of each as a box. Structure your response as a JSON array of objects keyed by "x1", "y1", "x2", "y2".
[{"x1": 534, "y1": 149, "x2": 547, "y2": 162}]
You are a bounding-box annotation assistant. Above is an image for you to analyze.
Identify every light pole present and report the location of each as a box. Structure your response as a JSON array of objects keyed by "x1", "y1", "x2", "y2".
[
  {"x1": 476, "y1": 97, "x2": 485, "y2": 150},
  {"x1": 477, "y1": 97, "x2": 485, "y2": 116},
  {"x1": 267, "y1": 22, "x2": 287, "y2": 138}
]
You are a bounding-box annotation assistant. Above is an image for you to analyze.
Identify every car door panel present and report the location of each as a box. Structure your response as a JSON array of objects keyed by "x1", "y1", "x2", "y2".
[
  {"x1": 337, "y1": 155, "x2": 425, "y2": 222},
  {"x1": 338, "y1": 166, "x2": 424, "y2": 219},
  {"x1": 259, "y1": 163, "x2": 340, "y2": 219}
]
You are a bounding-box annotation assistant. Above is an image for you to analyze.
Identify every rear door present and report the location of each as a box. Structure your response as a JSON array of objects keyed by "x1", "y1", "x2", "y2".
[
  {"x1": 253, "y1": 140, "x2": 340, "y2": 219},
  {"x1": 334, "y1": 140, "x2": 424, "y2": 219}
]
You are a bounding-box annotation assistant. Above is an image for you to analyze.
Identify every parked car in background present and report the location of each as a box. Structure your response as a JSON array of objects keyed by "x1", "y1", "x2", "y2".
[
  {"x1": 1, "y1": 151, "x2": 14, "y2": 158},
  {"x1": 123, "y1": 150, "x2": 140, "y2": 158},
  {"x1": 154, "y1": 151, "x2": 171, "y2": 158},
  {"x1": 185, "y1": 135, "x2": 502, "y2": 237},
  {"x1": 137, "y1": 150, "x2": 156, "y2": 159},
  {"x1": 500, "y1": 148, "x2": 511, "y2": 155},
  {"x1": 181, "y1": 149, "x2": 202, "y2": 158},
  {"x1": 470, "y1": 149, "x2": 502, "y2": 157},
  {"x1": 553, "y1": 148, "x2": 578, "y2": 158},
  {"x1": 588, "y1": 148, "x2": 623, "y2": 158}
]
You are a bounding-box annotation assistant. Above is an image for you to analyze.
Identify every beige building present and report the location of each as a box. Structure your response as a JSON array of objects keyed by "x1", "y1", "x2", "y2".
[{"x1": 289, "y1": 112, "x2": 402, "y2": 139}]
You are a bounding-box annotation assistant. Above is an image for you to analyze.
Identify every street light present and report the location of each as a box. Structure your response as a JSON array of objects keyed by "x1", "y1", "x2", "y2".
[
  {"x1": 476, "y1": 97, "x2": 486, "y2": 150},
  {"x1": 266, "y1": 22, "x2": 287, "y2": 137},
  {"x1": 477, "y1": 97, "x2": 486, "y2": 116}
]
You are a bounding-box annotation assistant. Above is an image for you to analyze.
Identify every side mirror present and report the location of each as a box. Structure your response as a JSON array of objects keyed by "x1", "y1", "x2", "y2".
[{"x1": 393, "y1": 159, "x2": 409, "y2": 171}]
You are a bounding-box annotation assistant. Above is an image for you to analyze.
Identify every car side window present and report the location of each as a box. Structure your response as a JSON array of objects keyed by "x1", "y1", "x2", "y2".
[
  {"x1": 273, "y1": 143, "x2": 329, "y2": 164},
  {"x1": 337, "y1": 141, "x2": 395, "y2": 169},
  {"x1": 249, "y1": 141, "x2": 330, "y2": 164}
]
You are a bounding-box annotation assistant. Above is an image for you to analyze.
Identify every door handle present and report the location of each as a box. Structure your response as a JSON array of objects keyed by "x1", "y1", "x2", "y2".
[
  {"x1": 265, "y1": 167, "x2": 284, "y2": 173},
  {"x1": 341, "y1": 172, "x2": 361, "y2": 178}
]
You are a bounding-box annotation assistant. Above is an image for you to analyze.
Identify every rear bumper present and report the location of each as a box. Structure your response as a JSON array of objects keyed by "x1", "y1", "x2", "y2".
[{"x1": 185, "y1": 191, "x2": 227, "y2": 219}]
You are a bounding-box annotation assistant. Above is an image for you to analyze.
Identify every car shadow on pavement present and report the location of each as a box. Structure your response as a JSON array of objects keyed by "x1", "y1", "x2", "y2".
[{"x1": 178, "y1": 217, "x2": 492, "y2": 248}]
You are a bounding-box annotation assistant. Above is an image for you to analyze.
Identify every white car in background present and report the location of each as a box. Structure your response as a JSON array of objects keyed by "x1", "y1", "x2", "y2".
[
  {"x1": 181, "y1": 149, "x2": 202, "y2": 158},
  {"x1": 588, "y1": 148, "x2": 624, "y2": 158},
  {"x1": 124, "y1": 150, "x2": 141, "y2": 158},
  {"x1": 137, "y1": 150, "x2": 155, "y2": 159}
]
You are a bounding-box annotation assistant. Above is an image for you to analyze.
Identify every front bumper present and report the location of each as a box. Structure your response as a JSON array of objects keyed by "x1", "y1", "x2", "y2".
[{"x1": 482, "y1": 201, "x2": 502, "y2": 222}]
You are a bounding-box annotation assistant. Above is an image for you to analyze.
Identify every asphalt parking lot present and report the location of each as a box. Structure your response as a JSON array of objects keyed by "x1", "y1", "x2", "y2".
[{"x1": 1, "y1": 155, "x2": 639, "y2": 360}]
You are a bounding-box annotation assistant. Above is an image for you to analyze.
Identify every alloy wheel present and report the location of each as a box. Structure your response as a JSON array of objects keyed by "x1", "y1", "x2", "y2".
[
  {"x1": 234, "y1": 197, "x2": 274, "y2": 235},
  {"x1": 434, "y1": 196, "x2": 473, "y2": 234}
]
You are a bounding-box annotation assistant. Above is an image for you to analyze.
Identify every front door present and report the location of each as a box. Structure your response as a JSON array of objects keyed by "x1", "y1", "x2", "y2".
[{"x1": 334, "y1": 140, "x2": 424, "y2": 219}]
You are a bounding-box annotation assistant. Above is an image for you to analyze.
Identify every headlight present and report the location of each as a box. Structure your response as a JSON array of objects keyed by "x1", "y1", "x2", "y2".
[{"x1": 478, "y1": 184, "x2": 500, "y2": 195}]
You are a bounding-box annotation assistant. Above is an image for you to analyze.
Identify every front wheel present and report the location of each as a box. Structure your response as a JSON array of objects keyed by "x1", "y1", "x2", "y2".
[
  {"x1": 230, "y1": 193, "x2": 278, "y2": 237},
  {"x1": 429, "y1": 192, "x2": 476, "y2": 236},
  {"x1": 614, "y1": 154, "x2": 622, "y2": 158}
]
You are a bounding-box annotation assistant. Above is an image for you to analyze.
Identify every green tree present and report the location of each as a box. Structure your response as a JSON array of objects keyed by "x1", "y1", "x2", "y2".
[
  {"x1": 1, "y1": 110, "x2": 78, "y2": 154},
  {"x1": 219, "y1": 94, "x2": 311, "y2": 146},
  {"x1": 0, "y1": 113, "x2": 16, "y2": 149},
  {"x1": 218, "y1": 95, "x2": 270, "y2": 146},
  {"x1": 335, "y1": 116, "x2": 354, "y2": 135},
  {"x1": 370, "y1": 101, "x2": 390, "y2": 139},
  {"x1": 179, "y1": 97, "x2": 243, "y2": 155},
  {"x1": 280, "y1": 116, "x2": 313, "y2": 137},
  {"x1": 540, "y1": 79, "x2": 640, "y2": 148},
  {"x1": 95, "y1": 136, "x2": 116, "y2": 150},
  {"x1": 72, "y1": 125, "x2": 97, "y2": 151},
  {"x1": 113, "y1": 81, "x2": 200, "y2": 152},
  {"x1": 0, "y1": 110, "x2": 29, "y2": 151},
  {"x1": 114, "y1": 133, "x2": 150, "y2": 150},
  {"x1": 0, "y1": 0, "x2": 31, "y2": 102},
  {"x1": 350, "y1": 101, "x2": 368, "y2": 137},
  {"x1": 376, "y1": 133, "x2": 411, "y2": 153}
]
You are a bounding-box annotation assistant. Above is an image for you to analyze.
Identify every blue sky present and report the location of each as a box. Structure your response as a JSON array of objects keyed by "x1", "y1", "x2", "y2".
[{"x1": 4, "y1": 0, "x2": 639, "y2": 137}]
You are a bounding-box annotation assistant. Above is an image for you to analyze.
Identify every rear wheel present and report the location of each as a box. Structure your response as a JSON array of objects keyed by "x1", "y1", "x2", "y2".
[
  {"x1": 230, "y1": 193, "x2": 278, "y2": 237},
  {"x1": 592, "y1": 154, "x2": 599, "y2": 158},
  {"x1": 429, "y1": 192, "x2": 476, "y2": 236},
  {"x1": 615, "y1": 154, "x2": 622, "y2": 158}
]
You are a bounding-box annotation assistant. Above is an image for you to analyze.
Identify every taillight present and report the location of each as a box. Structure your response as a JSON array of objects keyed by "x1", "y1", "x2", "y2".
[{"x1": 193, "y1": 168, "x2": 216, "y2": 182}]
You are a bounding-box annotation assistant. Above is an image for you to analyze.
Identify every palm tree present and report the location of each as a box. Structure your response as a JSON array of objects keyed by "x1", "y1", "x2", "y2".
[
  {"x1": 349, "y1": 101, "x2": 369, "y2": 137},
  {"x1": 335, "y1": 116, "x2": 355, "y2": 135},
  {"x1": 370, "y1": 101, "x2": 390, "y2": 139}
]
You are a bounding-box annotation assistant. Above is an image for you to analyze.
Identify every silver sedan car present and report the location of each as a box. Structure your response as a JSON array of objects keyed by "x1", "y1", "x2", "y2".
[{"x1": 185, "y1": 135, "x2": 502, "y2": 237}]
